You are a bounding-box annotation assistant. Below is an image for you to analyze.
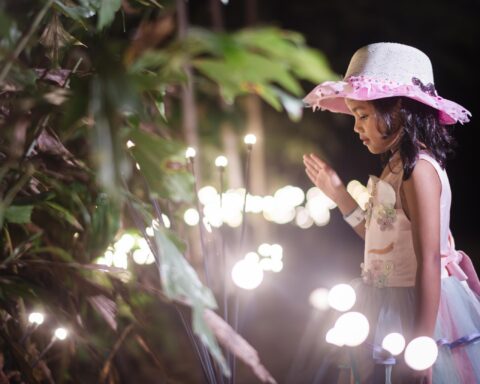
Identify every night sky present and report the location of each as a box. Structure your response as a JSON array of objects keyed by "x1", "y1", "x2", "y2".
[{"x1": 190, "y1": 1, "x2": 479, "y2": 382}]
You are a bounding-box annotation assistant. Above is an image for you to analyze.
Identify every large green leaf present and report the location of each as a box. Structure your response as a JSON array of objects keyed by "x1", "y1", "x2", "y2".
[
  {"x1": 97, "y1": 0, "x2": 122, "y2": 30},
  {"x1": 4, "y1": 205, "x2": 33, "y2": 223},
  {"x1": 129, "y1": 130, "x2": 194, "y2": 203}
]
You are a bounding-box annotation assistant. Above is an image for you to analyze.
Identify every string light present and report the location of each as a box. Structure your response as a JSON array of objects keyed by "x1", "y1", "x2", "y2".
[
  {"x1": 185, "y1": 147, "x2": 196, "y2": 159},
  {"x1": 327, "y1": 284, "x2": 356, "y2": 312},
  {"x1": 244, "y1": 134, "x2": 257, "y2": 146},
  {"x1": 215, "y1": 156, "x2": 228, "y2": 168}
]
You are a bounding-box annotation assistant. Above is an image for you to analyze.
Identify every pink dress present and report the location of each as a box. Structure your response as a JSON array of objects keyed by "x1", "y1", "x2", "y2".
[{"x1": 346, "y1": 151, "x2": 480, "y2": 383}]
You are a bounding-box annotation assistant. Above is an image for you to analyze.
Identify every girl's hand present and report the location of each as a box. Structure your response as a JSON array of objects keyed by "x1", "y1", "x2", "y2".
[{"x1": 303, "y1": 153, "x2": 344, "y2": 202}]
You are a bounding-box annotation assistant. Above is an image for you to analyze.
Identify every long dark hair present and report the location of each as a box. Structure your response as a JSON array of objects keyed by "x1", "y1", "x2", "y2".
[{"x1": 371, "y1": 97, "x2": 457, "y2": 179}]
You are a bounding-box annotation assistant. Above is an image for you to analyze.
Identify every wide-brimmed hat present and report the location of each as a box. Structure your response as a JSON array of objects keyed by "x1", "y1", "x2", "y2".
[{"x1": 303, "y1": 42, "x2": 470, "y2": 125}]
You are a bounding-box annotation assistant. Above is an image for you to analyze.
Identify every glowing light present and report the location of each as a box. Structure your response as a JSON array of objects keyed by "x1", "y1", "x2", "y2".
[
  {"x1": 404, "y1": 336, "x2": 438, "y2": 371},
  {"x1": 198, "y1": 186, "x2": 219, "y2": 206},
  {"x1": 357, "y1": 191, "x2": 371, "y2": 210},
  {"x1": 184, "y1": 208, "x2": 200, "y2": 226},
  {"x1": 245, "y1": 252, "x2": 260, "y2": 264},
  {"x1": 271, "y1": 259, "x2": 283, "y2": 272},
  {"x1": 145, "y1": 227, "x2": 154, "y2": 237},
  {"x1": 346, "y1": 180, "x2": 364, "y2": 198},
  {"x1": 326, "y1": 327, "x2": 344, "y2": 346},
  {"x1": 306, "y1": 198, "x2": 331, "y2": 226},
  {"x1": 334, "y1": 312, "x2": 369, "y2": 347},
  {"x1": 270, "y1": 244, "x2": 283, "y2": 260},
  {"x1": 114, "y1": 233, "x2": 135, "y2": 254},
  {"x1": 274, "y1": 186, "x2": 304, "y2": 207},
  {"x1": 185, "y1": 147, "x2": 196, "y2": 159},
  {"x1": 244, "y1": 134, "x2": 257, "y2": 145},
  {"x1": 161, "y1": 215, "x2": 171, "y2": 228},
  {"x1": 231, "y1": 259, "x2": 264, "y2": 290},
  {"x1": 328, "y1": 284, "x2": 356, "y2": 312},
  {"x1": 133, "y1": 248, "x2": 154, "y2": 265},
  {"x1": 258, "y1": 243, "x2": 271, "y2": 257},
  {"x1": 204, "y1": 203, "x2": 223, "y2": 227},
  {"x1": 259, "y1": 258, "x2": 274, "y2": 271},
  {"x1": 54, "y1": 327, "x2": 68, "y2": 340},
  {"x1": 73, "y1": 232, "x2": 79, "y2": 239},
  {"x1": 28, "y1": 312, "x2": 45, "y2": 325},
  {"x1": 112, "y1": 251, "x2": 128, "y2": 269},
  {"x1": 135, "y1": 163, "x2": 141, "y2": 170},
  {"x1": 263, "y1": 196, "x2": 295, "y2": 224},
  {"x1": 295, "y1": 206, "x2": 314, "y2": 229},
  {"x1": 382, "y1": 333, "x2": 406, "y2": 356},
  {"x1": 245, "y1": 194, "x2": 263, "y2": 213},
  {"x1": 306, "y1": 187, "x2": 336, "y2": 209},
  {"x1": 126, "y1": 140, "x2": 135, "y2": 148},
  {"x1": 215, "y1": 156, "x2": 228, "y2": 168},
  {"x1": 203, "y1": 217, "x2": 212, "y2": 233},
  {"x1": 309, "y1": 288, "x2": 330, "y2": 310}
]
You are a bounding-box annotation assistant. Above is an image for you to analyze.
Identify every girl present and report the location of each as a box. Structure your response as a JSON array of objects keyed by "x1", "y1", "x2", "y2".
[{"x1": 302, "y1": 43, "x2": 480, "y2": 383}]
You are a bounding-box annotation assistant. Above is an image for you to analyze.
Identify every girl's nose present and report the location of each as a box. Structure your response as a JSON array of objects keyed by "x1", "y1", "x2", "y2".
[{"x1": 353, "y1": 121, "x2": 363, "y2": 133}]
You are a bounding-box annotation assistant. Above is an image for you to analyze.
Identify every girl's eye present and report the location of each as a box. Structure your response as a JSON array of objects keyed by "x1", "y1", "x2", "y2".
[{"x1": 360, "y1": 115, "x2": 368, "y2": 120}]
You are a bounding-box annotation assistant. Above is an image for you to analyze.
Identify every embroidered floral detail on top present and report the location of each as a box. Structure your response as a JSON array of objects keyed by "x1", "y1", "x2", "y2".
[
  {"x1": 361, "y1": 260, "x2": 395, "y2": 288},
  {"x1": 365, "y1": 176, "x2": 397, "y2": 231}
]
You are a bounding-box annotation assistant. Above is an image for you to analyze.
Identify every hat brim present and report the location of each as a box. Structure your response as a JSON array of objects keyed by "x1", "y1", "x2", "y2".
[{"x1": 303, "y1": 77, "x2": 471, "y2": 125}]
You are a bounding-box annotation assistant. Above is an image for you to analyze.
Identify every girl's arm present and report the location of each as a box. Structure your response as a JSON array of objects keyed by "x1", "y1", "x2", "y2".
[
  {"x1": 303, "y1": 153, "x2": 365, "y2": 240},
  {"x1": 402, "y1": 159, "x2": 441, "y2": 338}
]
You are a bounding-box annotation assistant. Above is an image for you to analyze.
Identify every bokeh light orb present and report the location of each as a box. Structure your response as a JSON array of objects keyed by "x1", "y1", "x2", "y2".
[
  {"x1": 382, "y1": 332, "x2": 406, "y2": 356},
  {"x1": 244, "y1": 134, "x2": 257, "y2": 145},
  {"x1": 54, "y1": 327, "x2": 68, "y2": 340},
  {"x1": 184, "y1": 208, "x2": 200, "y2": 226},
  {"x1": 28, "y1": 312, "x2": 45, "y2": 325},
  {"x1": 309, "y1": 288, "x2": 330, "y2": 310},
  {"x1": 404, "y1": 336, "x2": 438, "y2": 371},
  {"x1": 334, "y1": 312, "x2": 369, "y2": 347},
  {"x1": 325, "y1": 327, "x2": 344, "y2": 346},
  {"x1": 231, "y1": 259, "x2": 264, "y2": 290},
  {"x1": 215, "y1": 156, "x2": 228, "y2": 168},
  {"x1": 327, "y1": 283, "x2": 356, "y2": 312}
]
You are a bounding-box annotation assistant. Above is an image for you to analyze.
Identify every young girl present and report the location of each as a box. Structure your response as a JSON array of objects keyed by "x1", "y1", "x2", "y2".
[{"x1": 302, "y1": 43, "x2": 480, "y2": 383}]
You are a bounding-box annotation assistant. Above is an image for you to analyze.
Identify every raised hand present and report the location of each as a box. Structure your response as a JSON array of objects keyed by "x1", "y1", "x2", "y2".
[{"x1": 303, "y1": 153, "x2": 344, "y2": 202}]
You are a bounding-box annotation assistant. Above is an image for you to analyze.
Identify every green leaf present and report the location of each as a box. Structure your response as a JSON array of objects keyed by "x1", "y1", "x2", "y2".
[
  {"x1": 129, "y1": 130, "x2": 194, "y2": 203},
  {"x1": 4, "y1": 205, "x2": 33, "y2": 223},
  {"x1": 97, "y1": 0, "x2": 122, "y2": 30},
  {"x1": 41, "y1": 201, "x2": 84, "y2": 230}
]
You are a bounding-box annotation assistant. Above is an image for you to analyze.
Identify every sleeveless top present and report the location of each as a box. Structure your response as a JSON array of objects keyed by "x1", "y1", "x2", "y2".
[{"x1": 361, "y1": 151, "x2": 464, "y2": 288}]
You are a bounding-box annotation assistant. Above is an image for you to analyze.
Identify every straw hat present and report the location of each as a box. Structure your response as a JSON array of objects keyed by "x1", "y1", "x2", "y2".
[{"x1": 303, "y1": 42, "x2": 470, "y2": 125}]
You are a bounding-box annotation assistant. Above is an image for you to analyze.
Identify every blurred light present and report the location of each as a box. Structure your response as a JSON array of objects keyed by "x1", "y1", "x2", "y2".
[
  {"x1": 73, "y1": 232, "x2": 79, "y2": 239},
  {"x1": 244, "y1": 134, "x2": 257, "y2": 145},
  {"x1": 244, "y1": 252, "x2": 260, "y2": 264},
  {"x1": 270, "y1": 244, "x2": 283, "y2": 260},
  {"x1": 203, "y1": 217, "x2": 213, "y2": 233},
  {"x1": 306, "y1": 197, "x2": 332, "y2": 225},
  {"x1": 224, "y1": 210, "x2": 243, "y2": 227},
  {"x1": 112, "y1": 250, "x2": 128, "y2": 269},
  {"x1": 258, "y1": 243, "x2": 271, "y2": 257},
  {"x1": 326, "y1": 327, "x2": 344, "y2": 346},
  {"x1": 357, "y1": 191, "x2": 371, "y2": 210},
  {"x1": 126, "y1": 140, "x2": 135, "y2": 148},
  {"x1": 346, "y1": 180, "x2": 363, "y2": 197},
  {"x1": 135, "y1": 163, "x2": 141, "y2": 170},
  {"x1": 271, "y1": 259, "x2": 283, "y2": 272},
  {"x1": 28, "y1": 312, "x2": 45, "y2": 325},
  {"x1": 328, "y1": 284, "x2": 356, "y2": 312},
  {"x1": 185, "y1": 147, "x2": 196, "y2": 159},
  {"x1": 382, "y1": 333, "x2": 406, "y2": 356},
  {"x1": 198, "y1": 186, "x2": 219, "y2": 206},
  {"x1": 335, "y1": 312, "x2": 369, "y2": 347},
  {"x1": 232, "y1": 259, "x2": 264, "y2": 290},
  {"x1": 161, "y1": 215, "x2": 171, "y2": 229},
  {"x1": 221, "y1": 0, "x2": 229, "y2": 5},
  {"x1": 54, "y1": 327, "x2": 68, "y2": 340},
  {"x1": 204, "y1": 203, "x2": 223, "y2": 227},
  {"x1": 306, "y1": 187, "x2": 336, "y2": 209},
  {"x1": 274, "y1": 186, "x2": 304, "y2": 207},
  {"x1": 245, "y1": 194, "x2": 263, "y2": 213},
  {"x1": 133, "y1": 248, "x2": 154, "y2": 265},
  {"x1": 184, "y1": 208, "x2": 200, "y2": 226},
  {"x1": 404, "y1": 337, "x2": 438, "y2": 371},
  {"x1": 114, "y1": 233, "x2": 135, "y2": 254},
  {"x1": 215, "y1": 156, "x2": 228, "y2": 168},
  {"x1": 263, "y1": 196, "x2": 296, "y2": 224},
  {"x1": 102, "y1": 249, "x2": 114, "y2": 266},
  {"x1": 259, "y1": 258, "x2": 274, "y2": 271},
  {"x1": 309, "y1": 288, "x2": 330, "y2": 310},
  {"x1": 295, "y1": 206, "x2": 314, "y2": 229},
  {"x1": 145, "y1": 226, "x2": 154, "y2": 237}
]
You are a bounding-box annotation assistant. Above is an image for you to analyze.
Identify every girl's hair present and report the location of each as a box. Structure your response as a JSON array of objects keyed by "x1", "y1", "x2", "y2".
[{"x1": 371, "y1": 97, "x2": 457, "y2": 179}]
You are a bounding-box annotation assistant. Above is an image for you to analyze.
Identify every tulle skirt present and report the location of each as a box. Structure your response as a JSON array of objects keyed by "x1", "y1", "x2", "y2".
[{"x1": 343, "y1": 276, "x2": 480, "y2": 383}]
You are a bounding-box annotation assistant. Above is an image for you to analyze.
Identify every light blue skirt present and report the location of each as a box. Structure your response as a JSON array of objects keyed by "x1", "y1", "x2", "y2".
[{"x1": 342, "y1": 276, "x2": 480, "y2": 383}]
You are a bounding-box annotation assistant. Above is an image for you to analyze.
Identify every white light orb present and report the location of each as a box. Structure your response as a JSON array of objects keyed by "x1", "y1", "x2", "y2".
[
  {"x1": 231, "y1": 259, "x2": 264, "y2": 290},
  {"x1": 326, "y1": 327, "x2": 344, "y2": 346},
  {"x1": 145, "y1": 226, "x2": 154, "y2": 237},
  {"x1": 112, "y1": 250, "x2": 128, "y2": 269},
  {"x1": 54, "y1": 327, "x2": 68, "y2": 340},
  {"x1": 328, "y1": 284, "x2": 356, "y2": 312},
  {"x1": 258, "y1": 243, "x2": 271, "y2": 257},
  {"x1": 198, "y1": 186, "x2": 219, "y2": 206},
  {"x1": 295, "y1": 206, "x2": 314, "y2": 229},
  {"x1": 245, "y1": 194, "x2": 263, "y2": 213},
  {"x1": 185, "y1": 147, "x2": 196, "y2": 159},
  {"x1": 259, "y1": 258, "x2": 274, "y2": 271},
  {"x1": 335, "y1": 312, "x2": 370, "y2": 347},
  {"x1": 404, "y1": 336, "x2": 439, "y2": 371},
  {"x1": 133, "y1": 248, "x2": 149, "y2": 265},
  {"x1": 244, "y1": 252, "x2": 260, "y2": 264},
  {"x1": 28, "y1": 312, "x2": 45, "y2": 325},
  {"x1": 306, "y1": 187, "x2": 337, "y2": 209},
  {"x1": 309, "y1": 288, "x2": 330, "y2": 310},
  {"x1": 215, "y1": 155, "x2": 228, "y2": 168},
  {"x1": 382, "y1": 333, "x2": 406, "y2": 356},
  {"x1": 184, "y1": 208, "x2": 200, "y2": 226},
  {"x1": 204, "y1": 204, "x2": 223, "y2": 227},
  {"x1": 126, "y1": 140, "x2": 135, "y2": 148},
  {"x1": 270, "y1": 259, "x2": 283, "y2": 272},
  {"x1": 202, "y1": 217, "x2": 213, "y2": 233},
  {"x1": 114, "y1": 233, "x2": 135, "y2": 254},
  {"x1": 274, "y1": 186, "x2": 304, "y2": 208},
  {"x1": 161, "y1": 214, "x2": 171, "y2": 229},
  {"x1": 346, "y1": 180, "x2": 363, "y2": 197},
  {"x1": 270, "y1": 244, "x2": 283, "y2": 260},
  {"x1": 244, "y1": 134, "x2": 257, "y2": 145},
  {"x1": 306, "y1": 197, "x2": 332, "y2": 226},
  {"x1": 357, "y1": 191, "x2": 372, "y2": 210},
  {"x1": 103, "y1": 249, "x2": 114, "y2": 266},
  {"x1": 135, "y1": 163, "x2": 141, "y2": 170}
]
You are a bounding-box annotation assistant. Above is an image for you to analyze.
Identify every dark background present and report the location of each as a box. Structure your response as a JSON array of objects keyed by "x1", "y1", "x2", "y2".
[{"x1": 190, "y1": 1, "x2": 479, "y2": 382}]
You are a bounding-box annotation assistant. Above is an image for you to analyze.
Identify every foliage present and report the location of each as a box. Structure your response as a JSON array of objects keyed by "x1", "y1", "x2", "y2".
[{"x1": 0, "y1": 0, "x2": 333, "y2": 382}]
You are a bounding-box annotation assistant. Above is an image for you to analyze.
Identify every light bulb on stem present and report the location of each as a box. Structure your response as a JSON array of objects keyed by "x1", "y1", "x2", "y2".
[
  {"x1": 32, "y1": 327, "x2": 69, "y2": 368},
  {"x1": 20, "y1": 312, "x2": 45, "y2": 344}
]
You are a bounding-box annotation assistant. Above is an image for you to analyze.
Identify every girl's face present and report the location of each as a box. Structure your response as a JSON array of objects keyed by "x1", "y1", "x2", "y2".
[{"x1": 344, "y1": 99, "x2": 400, "y2": 154}]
